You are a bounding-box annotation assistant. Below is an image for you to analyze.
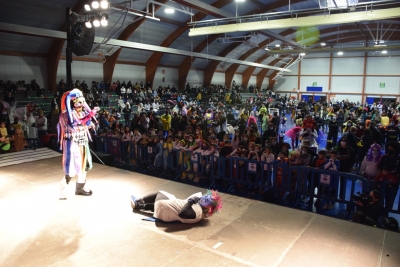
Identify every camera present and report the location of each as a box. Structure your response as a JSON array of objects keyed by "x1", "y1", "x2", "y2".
[{"x1": 351, "y1": 193, "x2": 372, "y2": 205}]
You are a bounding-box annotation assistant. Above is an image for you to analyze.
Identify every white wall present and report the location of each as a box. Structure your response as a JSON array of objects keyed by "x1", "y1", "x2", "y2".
[
  {"x1": 331, "y1": 76, "x2": 363, "y2": 93},
  {"x1": 211, "y1": 72, "x2": 225, "y2": 85},
  {"x1": 57, "y1": 60, "x2": 103, "y2": 85},
  {"x1": 232, "y1": 73, "x2": 242, "y2": 87},
  {"x1": 0, "y1": 55, "x2": 47, "y2": 88},
  {"x1": 187, "y1": 69, "x2": 204, "y2": 87},
  {"x1": 113, "y1": 64, "x2": 146, "y2": 84},
  {"x1": 248, "y1": 75, "x2": 256, "y2": 86},
  {"x1": 261, "y1": 77, "x2": 269, "y2": 90},
  {"x1": 332, "y1": 57, "x2": 364, "y2": 75},
  {"x1": 367, "y1": 57, "x2": 400, "y2": 75},
  {"x1": 154, "y1": 67, "x2": 178, "y2": 88},
  {"x1": 274, "y1": 76, "x2": 297, "y2": 91},
  {"x1": 301, "y1": 58, "x2": 330, "y2": 75},
  {"x1": 365, "y1": 76, "x2": 400, "y2": 95}
]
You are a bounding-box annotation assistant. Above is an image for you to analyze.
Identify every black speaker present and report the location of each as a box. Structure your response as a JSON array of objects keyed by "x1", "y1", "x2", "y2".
[{"x1": 71, "y1": 22, "x2": 95, "y2": 56}]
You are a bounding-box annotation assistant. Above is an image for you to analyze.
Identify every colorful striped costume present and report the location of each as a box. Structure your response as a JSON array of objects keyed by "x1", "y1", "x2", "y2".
[{"x1": 58, "y1": 89, "x2": 98, "y2": 199}]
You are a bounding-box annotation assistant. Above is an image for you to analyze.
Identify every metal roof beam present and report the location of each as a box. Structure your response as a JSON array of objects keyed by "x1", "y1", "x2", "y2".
[
  {"x1": 189, "y1": 7, "x2": 400, "y2": 36},
  {"x1": 259, "y1": 30, "x2": 302, "y2": 48},
  {"x1": 172, "y1": 0, "x2": 233, "y2": 18},
  {"x1": 266, "y1": 45, "x2": 400, "y2": 54},
  {"x1": 0, "y1": 22, "x2": 289, "y2": 72}
]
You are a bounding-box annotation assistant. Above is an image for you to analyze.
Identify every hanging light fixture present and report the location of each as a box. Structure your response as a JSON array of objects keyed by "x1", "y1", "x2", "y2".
[
  {"x1": 165, "y1": 8, "x2": 175, "y2": 14},
  {"x1": 92, "y1": 1, "x2": 100, "y2": 9},
  {"x1": 100, "y1": 1, "x2": 109, "y2": 9},
  {"x1": 93, "y1": 17, "x2": 101, "y2": 27},
  {"x1": 101, "y1": 15, "x2": 108, "y2": 26},
  {"x1": 85, "y1": 18, "x2": 93, "y2": 28}
]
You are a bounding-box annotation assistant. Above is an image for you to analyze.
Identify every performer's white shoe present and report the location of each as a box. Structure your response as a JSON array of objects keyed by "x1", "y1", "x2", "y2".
[{"x1": 60, "y1": 176, "x2": 70, "y2": 199}]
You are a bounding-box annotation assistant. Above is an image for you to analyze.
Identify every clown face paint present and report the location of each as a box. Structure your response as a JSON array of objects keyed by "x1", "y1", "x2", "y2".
[{"x1": 199, "y1": 195, "x2": 213, "y2": 207}]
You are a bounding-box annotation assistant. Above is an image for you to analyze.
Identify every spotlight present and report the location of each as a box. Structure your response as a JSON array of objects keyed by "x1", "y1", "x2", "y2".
[
  {"x1": 381, "y1": 50, "x2": 387, "y2": 54},
  {"x1": 338, "y1": 51, "x2": 343, "y2": 55},
  {"x1": 321, "y1": 42, "x2": 326, "y2": 46},
  {"x1": 100, "y1": 0, "x2": 109, "y2": 9},
  {"x1": 300, "y1": 52, "x2": 306, "y2": 56},
  {"x1": 165, "y1": 8, "x2": 175, "y2": 14},
  {"x1": 85, "y1": 19, "x2": 93, "y2": 28},
  {"x1": 101, "y1": 15, "x2": 108, "y2": 26},
  {"x1": 93, "y1": 17, "x2": 100, "y2": 27},
  {"x1": 84, "y1": 4, "x2": 91, "y2": 11},
  {"x1": 275, "y1": 44, "x2": 281, "y2": 47},
  {"x1": 92, "y1": 1, "x2": 100, "y2": 9},
  {"x1": 235, "y1": 0, "x2": 245, "y2": 2},
  {"x1": 264, "y1": 47, "x2": 269, "y2": 51}
]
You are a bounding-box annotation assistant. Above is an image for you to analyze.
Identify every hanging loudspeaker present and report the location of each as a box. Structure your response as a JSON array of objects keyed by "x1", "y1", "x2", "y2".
[{"x1": 71, "y1": 22, "x2": 95, "y2": 56}]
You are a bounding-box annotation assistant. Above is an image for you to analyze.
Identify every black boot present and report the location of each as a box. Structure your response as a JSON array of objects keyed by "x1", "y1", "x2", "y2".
[{"x1": 75, "y1": 183, "x2": 92, "y2": 196}]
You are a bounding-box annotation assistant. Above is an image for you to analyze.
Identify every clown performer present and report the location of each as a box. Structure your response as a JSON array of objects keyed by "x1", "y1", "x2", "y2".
[
  {"x1": 130, "y1": 189, "x2": 222, "y2": 223},
  {"x1": 58, "y1": 89, "x2": 99, "y2": 199}
]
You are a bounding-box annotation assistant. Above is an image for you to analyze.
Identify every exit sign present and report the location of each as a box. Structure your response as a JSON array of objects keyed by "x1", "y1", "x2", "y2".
[{"x1": 380, "y1": 83, "x2": 385, "y2": 88}]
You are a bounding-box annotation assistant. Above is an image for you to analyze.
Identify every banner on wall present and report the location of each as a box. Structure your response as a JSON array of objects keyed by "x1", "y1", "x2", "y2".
[{"x1": 306, "y1": 86, "x2": 323, "y2": 92}]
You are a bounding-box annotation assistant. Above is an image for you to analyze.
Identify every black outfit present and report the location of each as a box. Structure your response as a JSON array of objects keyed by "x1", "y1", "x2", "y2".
[
  {"x1": 336, "y1": 145, "x2": 355, "y2": 199},
  {"x1": 356, "y1": 200, "x2": 383, "y2": 225},
  {"x1": 327, "y1": 120, "x2": 339, "y2": 146},
  {"x1": 271, "y1": 116, "x2": 280, "y2": 134}
]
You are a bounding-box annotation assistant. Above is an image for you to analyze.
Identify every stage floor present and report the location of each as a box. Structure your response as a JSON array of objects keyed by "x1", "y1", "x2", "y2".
[{"x1": 1, "y1": 157, "x2": 399, "y2": 267}]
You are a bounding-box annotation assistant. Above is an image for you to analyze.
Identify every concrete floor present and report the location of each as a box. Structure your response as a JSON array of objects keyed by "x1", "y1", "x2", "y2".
[{"x1": 0, "y1": 157, "x2": 399, "y2": 267}]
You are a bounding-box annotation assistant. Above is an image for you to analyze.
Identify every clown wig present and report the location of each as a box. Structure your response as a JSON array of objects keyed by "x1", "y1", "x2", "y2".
[
  {"x1": 366, "y1": 143, "x2": 382, "y2": 163},
  {"x1": 247, "y1": 116, "x2": 257, "y2": 127},
  {"x1": 203, "y1": 189, "x2": 223, "y2": 217},
  {"x1": 60, "y1": 89, "x2": 94, "y2": 126}
]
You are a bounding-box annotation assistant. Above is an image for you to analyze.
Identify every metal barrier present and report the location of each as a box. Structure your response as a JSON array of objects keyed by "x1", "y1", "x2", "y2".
[{"x1": 92, "y1": 136, "x2": 400, "y2": 215}]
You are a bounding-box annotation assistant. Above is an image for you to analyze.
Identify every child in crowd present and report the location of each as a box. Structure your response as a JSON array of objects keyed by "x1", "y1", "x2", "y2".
[
  {"x1": 321, "y1": 150, "x2": 341, "y2": 210},
  {"x1": 374, "y1": 166, "x2": 398, "y2": 213},
  {"x1": 307, "y1": 150, "x2": 327, "y2": 206},
  {"x1": 12, "y1": 124, "x2": 27, "y2": 152}
]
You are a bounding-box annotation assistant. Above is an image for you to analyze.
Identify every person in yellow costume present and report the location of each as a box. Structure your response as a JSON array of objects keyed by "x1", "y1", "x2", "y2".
[
  {"x1": 225, "y1": 93, "x2": 231, "y2": 104},
  {"x1": 160, "y1": 110, "x2": 172, "y2": 136}
]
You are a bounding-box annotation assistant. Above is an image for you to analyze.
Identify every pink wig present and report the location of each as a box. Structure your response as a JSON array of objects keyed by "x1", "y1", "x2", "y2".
[
  {"x1": 247, "y1": 116, "x2": 257, "y2": 127},
  {"x1": 203, "y1": 189, "x2": 223, "y2": 217}
]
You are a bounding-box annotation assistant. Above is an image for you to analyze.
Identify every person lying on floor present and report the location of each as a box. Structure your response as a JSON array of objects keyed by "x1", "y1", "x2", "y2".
[{"x1": 130, "y1": 189, "x2": 222, "y2": 223}]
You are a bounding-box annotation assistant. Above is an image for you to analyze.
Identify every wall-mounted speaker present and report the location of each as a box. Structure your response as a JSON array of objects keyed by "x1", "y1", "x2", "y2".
[{"x1": 71, "y1": 22, "x2": 95, "y2": 56}]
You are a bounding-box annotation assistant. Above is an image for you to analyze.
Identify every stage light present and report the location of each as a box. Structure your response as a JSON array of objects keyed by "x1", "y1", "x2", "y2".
[
  {"x1": 275, "y1": 44, "x2": 281, "y2": 47},
  {"x1": 165, "y1": 8, "x2": 175, "y2": 14},
  {"x1": 92, "y1": 1, "x2": 100, "y2": 9},
  {"x1": 85, "y1": 19, "x2": 93, "y2": 28},
  {"x1": 93, "y1": 17, "x2": 100, "y2": 27},
  {"x1": 321, "y1": 42, "x2": 326, "y2": 46},
  {"x1": 101, "y1": 15, "x2": 108, "y2": 26},
  {"x1": 338, "y1": 51, "x2": 343, "y2": 55},
  {"x1": 381, "y1": 50, "x2": 387, "y2": 54},
  {"x1": 100, "y1": 1, "x2": 109, "y2": 9},
  {"x1": 84, "y1": 4, "x2": 91, "y2": 11},
  {"x1": 300, "y1": 52, "x2": 306, "y2": 56},
  {"x1": 235, "y1": 0, "x2": 245, "y2": 2}
]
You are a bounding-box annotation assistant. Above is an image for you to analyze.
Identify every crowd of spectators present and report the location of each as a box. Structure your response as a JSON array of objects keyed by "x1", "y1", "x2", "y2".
[{"x1": 1, "y1": 77, "x2": 399, "y2": 230}]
